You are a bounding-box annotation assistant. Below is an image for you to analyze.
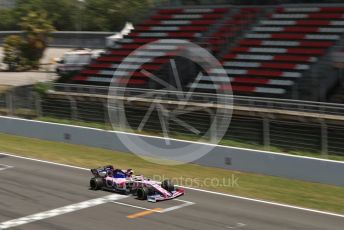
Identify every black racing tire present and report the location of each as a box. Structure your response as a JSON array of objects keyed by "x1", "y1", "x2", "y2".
[
  {"x1": 90, "y1": 177, "x2": 104, "y2": 190},
  {"x1": 137, "y1": 187, "x2": 149, "y2": 200},
  {"x1": 161, "y1": 180, "x2": 174, "y2": 192}
]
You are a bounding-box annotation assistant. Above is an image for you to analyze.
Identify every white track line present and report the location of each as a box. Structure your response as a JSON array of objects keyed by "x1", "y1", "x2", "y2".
[
  {"x1": 0, "y1": 164, "x2": 13, "y2": 171},
  {"x1": 111, "y1": 201, "x2": 159, "y2": 212},
  {"x1": 160, "y1": 199, "x2": 195, "y2": 213},
  {"x1": 0, "y1": 194, "x2": 127, "y2": 229},
  {"x1": 178, "y1": 186, "x2": 344, "y2": 218},
  {"x1": 0, "y1": 152, "x2": 87, "y2": 171},
  {"x1": 1, "y1": 152, "x2": 343, "y2": 218},
  {"x1": 112, "y1": 199, "x2": 195, "y2": 214}
]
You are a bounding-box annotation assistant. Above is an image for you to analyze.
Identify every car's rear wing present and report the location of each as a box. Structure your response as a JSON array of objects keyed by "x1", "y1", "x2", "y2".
[{"x1": 90, "y1": 168, "x2": 99, "y2": 177}]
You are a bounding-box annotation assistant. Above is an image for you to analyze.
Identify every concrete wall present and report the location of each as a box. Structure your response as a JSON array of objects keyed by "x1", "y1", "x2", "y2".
[
  {"x1": 0, "y1": 31, "x2": 114, "y2": 48},
  {"x1": 0, "y1": 116, "x2": 343, "y2": 186}
]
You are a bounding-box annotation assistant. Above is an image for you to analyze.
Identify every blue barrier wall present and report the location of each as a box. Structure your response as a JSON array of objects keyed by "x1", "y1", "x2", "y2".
[{"x1": 0, "y1": 116, "x2": 343, "y2": 186}]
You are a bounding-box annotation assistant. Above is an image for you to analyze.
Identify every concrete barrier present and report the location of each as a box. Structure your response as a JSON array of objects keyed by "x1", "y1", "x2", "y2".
[
  {"x1": 0, "y1": 31, "x2": 114, "y2": 48},
  {"x1": 0, "y1": 116, "x2": 343, "y2": 186}
]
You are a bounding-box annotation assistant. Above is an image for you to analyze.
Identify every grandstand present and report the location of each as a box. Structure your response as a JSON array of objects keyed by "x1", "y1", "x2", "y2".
[
  {"x1": 56, "y1": 3, "x2": 344, "y2": 102},
  {"x1": 218, "y1": 6, "x2": 344, "y2": 100}
]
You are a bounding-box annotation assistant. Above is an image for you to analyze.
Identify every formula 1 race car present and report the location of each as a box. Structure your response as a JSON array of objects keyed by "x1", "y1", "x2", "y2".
[{"x1": 89, "y1": 165, "x2": 184, "y2": 202}]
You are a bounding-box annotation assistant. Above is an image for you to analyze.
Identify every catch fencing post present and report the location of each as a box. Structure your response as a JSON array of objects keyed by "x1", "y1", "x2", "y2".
[
  {"x1": 6, "y1": 90, "x2": 14, "y2": 116},
  {"x1": 103, "y1": 101, "x2": 110, "y2": 130},
  {"x1": 205, "y1": 108, "x2": 218, "y2": 143},
  {"x1": 263, "y1": 117, "x2": 270, "y2": 150},
  {"x1": 34, "y1": 93, "x2": 42, "y2": 117},
  {"x1": 320, "y1": 120, "x2": 328, "y2": 157},
  {"x1": 68, "y1": 96, "x2": 78, "y2": 120}
]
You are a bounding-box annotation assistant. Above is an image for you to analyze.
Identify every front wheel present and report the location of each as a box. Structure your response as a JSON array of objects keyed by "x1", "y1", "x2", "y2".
[
  {"x1": 137, "y1": 187, "x2": 149, "y2": 200},
  {"x1": 161, "y1": 180, "x2": 174, "y2": 192}
]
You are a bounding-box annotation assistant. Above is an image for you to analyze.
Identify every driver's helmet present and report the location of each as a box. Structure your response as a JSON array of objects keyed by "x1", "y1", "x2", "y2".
[
  {"x1": 105, "y1": 165, "x2": 114, "y2": 177},
  {"x1": 105, "y1": 165, "x2": 114, "y2": 170}
]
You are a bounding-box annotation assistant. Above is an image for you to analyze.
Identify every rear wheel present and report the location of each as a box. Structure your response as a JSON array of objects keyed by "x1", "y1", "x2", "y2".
[
  {"x1": 161, "y1": 180, "x2": 174, "y2": 192},
  {"x1": 137, "y1": 187, "x2": 149, "y2": 200},
  {"x1": 90, "y1": 177, "x2": 104, "y2": 190}
]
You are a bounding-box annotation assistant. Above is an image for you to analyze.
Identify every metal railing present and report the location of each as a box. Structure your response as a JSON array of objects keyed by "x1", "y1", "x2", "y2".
[{"x1": 52, "y1": 83, "x2": 344, "y2": 116}]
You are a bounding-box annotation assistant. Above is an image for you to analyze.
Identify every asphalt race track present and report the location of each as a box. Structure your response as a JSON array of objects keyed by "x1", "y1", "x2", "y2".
[{"x1": 0, "y1": 153, "x2": 343, "y2": 230}]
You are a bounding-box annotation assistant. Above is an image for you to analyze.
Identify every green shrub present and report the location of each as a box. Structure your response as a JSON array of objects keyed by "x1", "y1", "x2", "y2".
[
  {"x1": 2, "y1": 11, "x2": 55, "y2": 71},
  {"x1": 33, "y1": 81, "x2": 52, "y2": 96},
  {"x1": 2, "y1": 35, "x2": 25, "y2": 71}
]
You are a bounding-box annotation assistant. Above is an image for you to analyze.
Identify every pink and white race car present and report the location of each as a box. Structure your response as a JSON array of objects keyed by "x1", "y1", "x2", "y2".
[{"x1": 89, "y1": 165, "x2": 184, "y2": 202}]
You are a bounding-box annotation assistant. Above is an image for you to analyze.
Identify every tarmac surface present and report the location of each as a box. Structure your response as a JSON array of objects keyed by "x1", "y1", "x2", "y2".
[
  {"x1": 0, "y1": 153, "x2": 343, "y2": 230},
  {"x1": 0, "y1": 48, "x2": 69, "y2": 87}
]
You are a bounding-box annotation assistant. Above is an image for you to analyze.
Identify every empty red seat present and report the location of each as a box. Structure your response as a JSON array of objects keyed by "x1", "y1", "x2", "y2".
[{"x1": 97, "y1": 56, "x2": 123, "y2": 62}]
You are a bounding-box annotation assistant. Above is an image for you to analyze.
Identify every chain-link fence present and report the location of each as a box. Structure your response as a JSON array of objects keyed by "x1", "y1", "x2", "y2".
[{"x1": 1, "y1": 86, "x2": 344, "y2": 157}]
